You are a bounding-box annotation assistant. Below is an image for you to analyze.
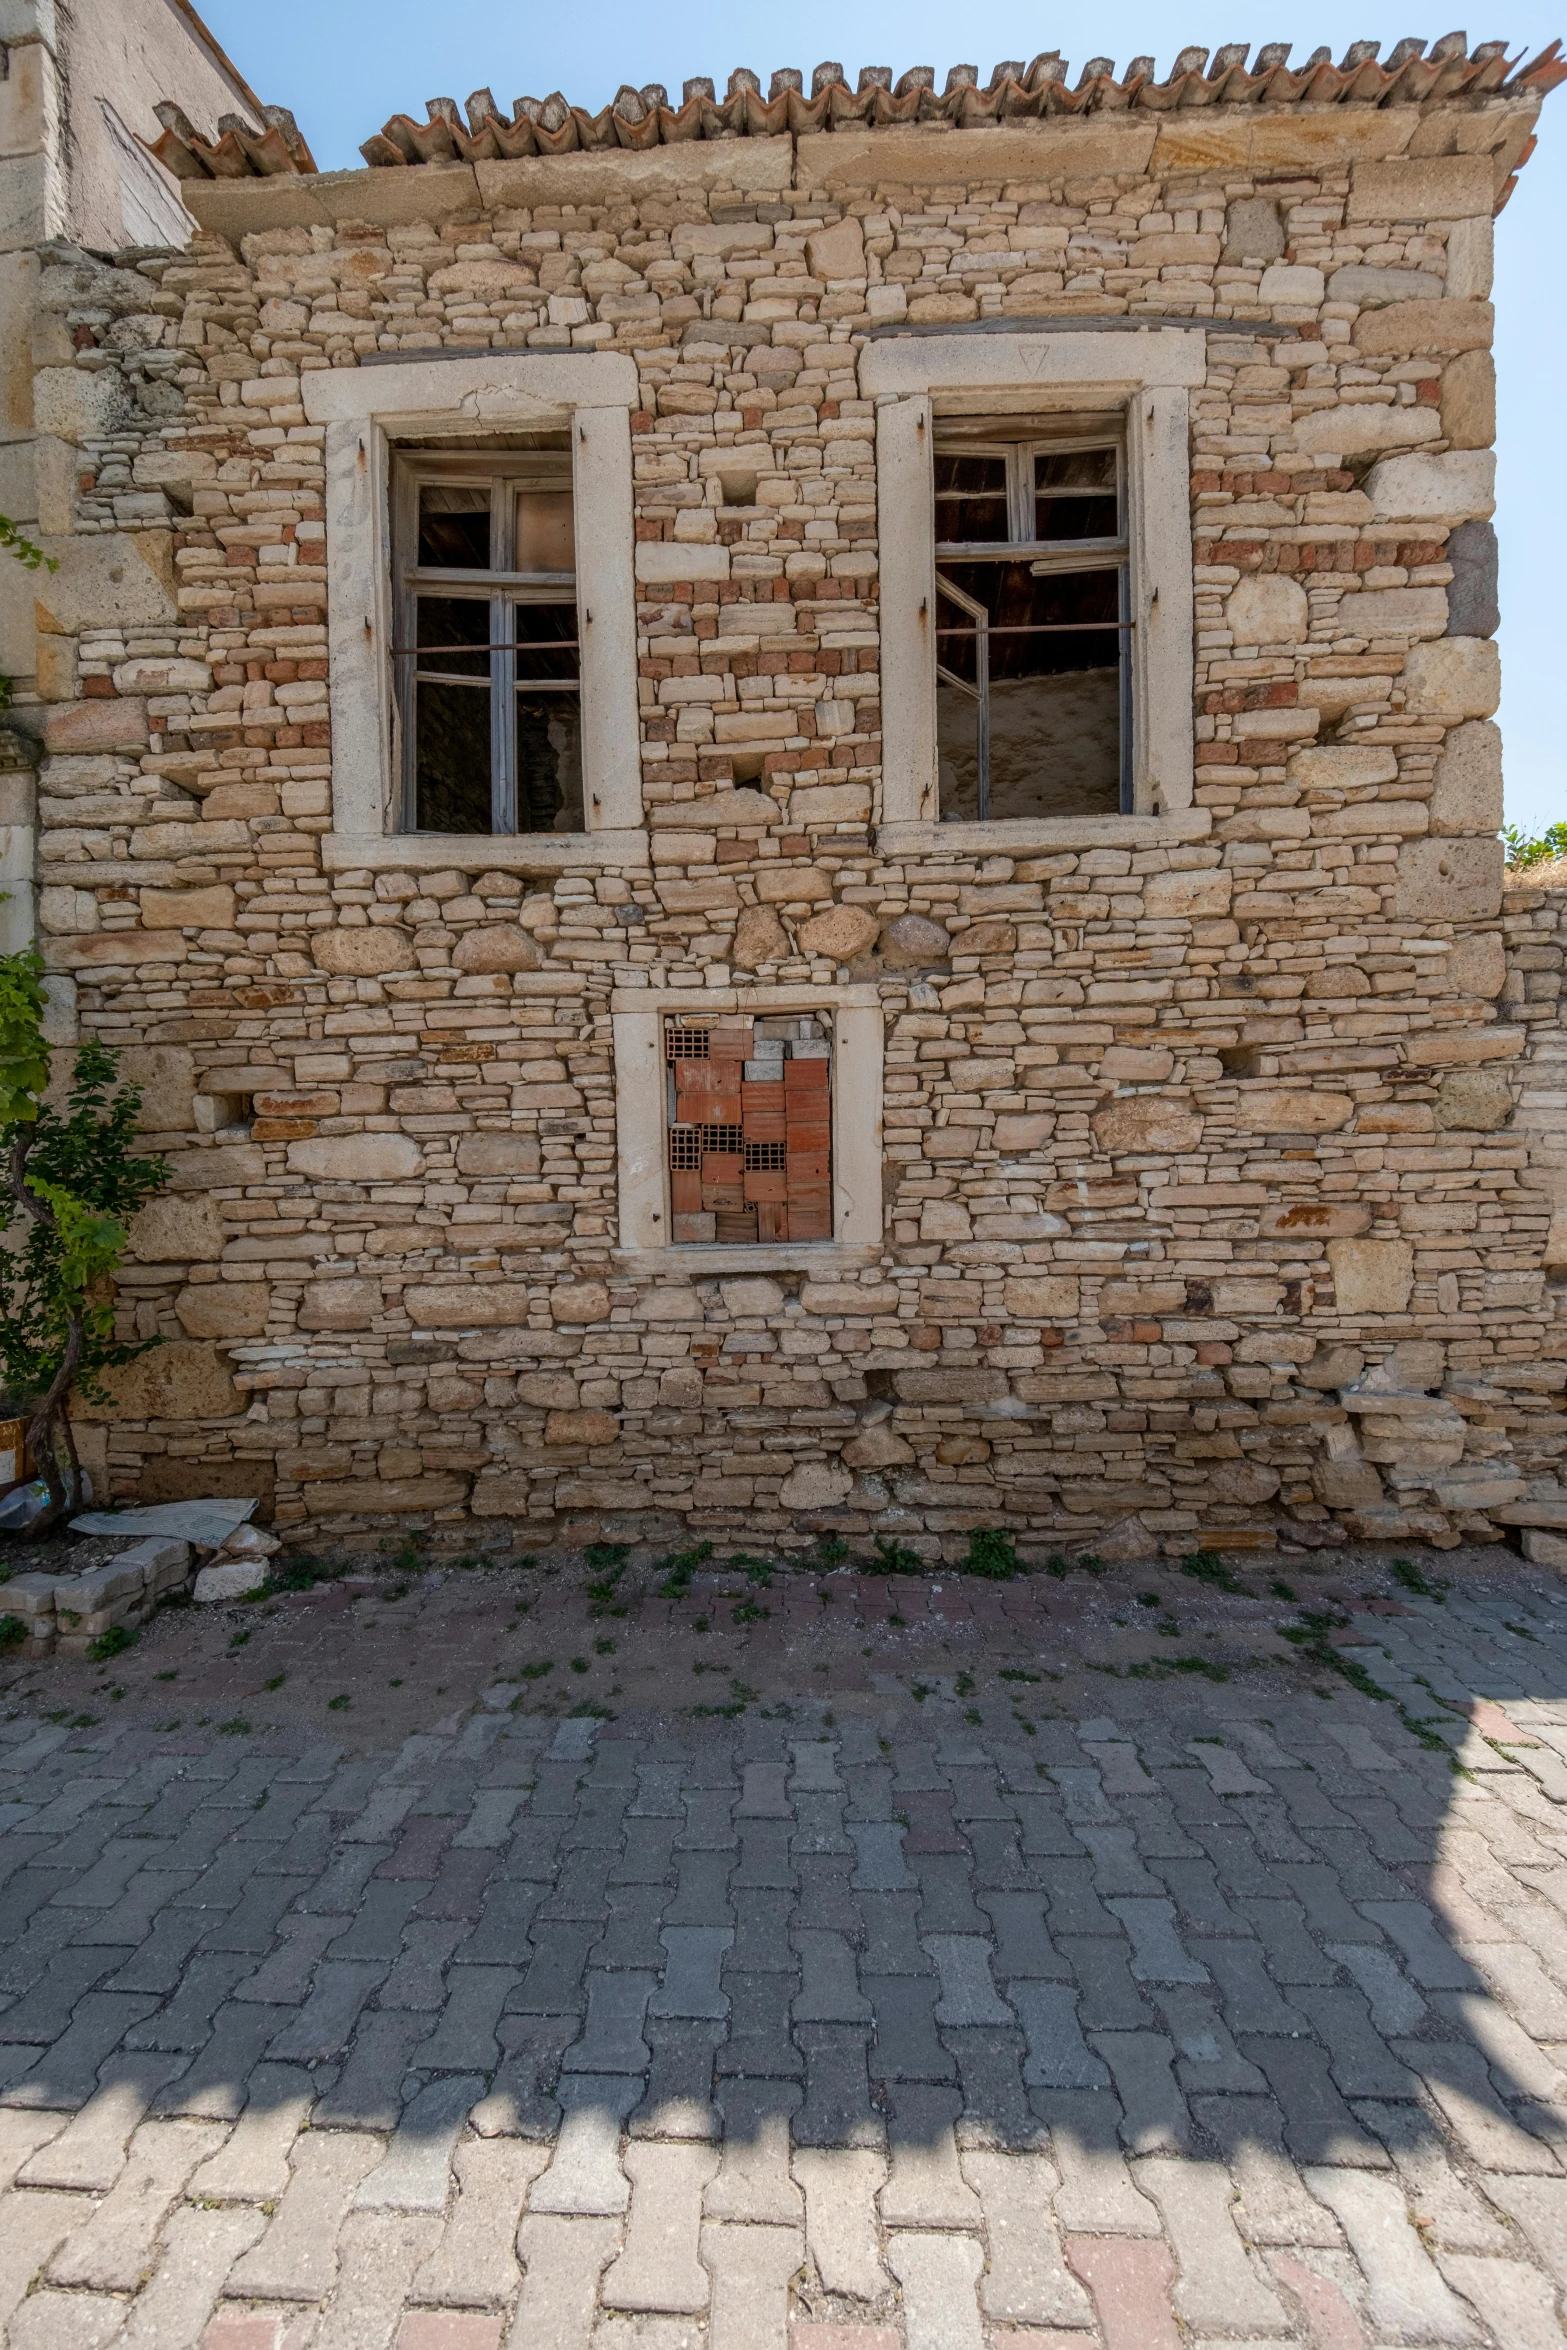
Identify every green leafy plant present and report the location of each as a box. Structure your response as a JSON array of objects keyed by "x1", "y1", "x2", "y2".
[
  {"x1": 1181, "y1": 1548, "x2": 1244, "y2": 1593},
  {"x1": 659, "y1": 1541, "x2": 713, "y2": 1598},
  {"x1": 861, "y1": 1536, "x2": 921, "y2": 1575},
  {"x1": 1503, "y1": 820, "x2": 1567, "y2": 870},
  {"x1": 1390, "y1": 1555, "x2": 1445, "y2": 1602},
  {"x1": 0, "y1": 1612, "x2": 24, "y2": 1647},
  {"x1": 964, "y1": 1526, "x2": 1019, "y2": 1579},
  {"x1": 0, "y1": 957, "x2": 169, "y2": 1528},
  {"x1": 0, "y1": 517, "x2": 56, "y2": 573},
  {"x1": 87, "y1": 1624, "x2": 136, "y2": 1662}
]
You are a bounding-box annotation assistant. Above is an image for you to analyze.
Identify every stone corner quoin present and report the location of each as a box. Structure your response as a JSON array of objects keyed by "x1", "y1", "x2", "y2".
[{"x1": 4, "y1": 34, "x2": 1567, "y2": 1557}]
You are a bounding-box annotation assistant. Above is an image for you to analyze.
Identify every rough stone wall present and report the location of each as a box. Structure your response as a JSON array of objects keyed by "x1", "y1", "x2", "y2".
[{"x1": 11, "y1": 108, "x2": 1567, "y2": 1557}]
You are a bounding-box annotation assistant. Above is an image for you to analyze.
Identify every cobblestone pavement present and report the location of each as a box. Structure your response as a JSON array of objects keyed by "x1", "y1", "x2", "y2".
[{"x1": 7, "y1": 1547, "x2": 1567, "y2": 2346}]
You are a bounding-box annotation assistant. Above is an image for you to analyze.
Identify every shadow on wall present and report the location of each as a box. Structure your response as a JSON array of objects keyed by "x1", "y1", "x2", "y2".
[{"x1": 4, "y1": 1611, "x2": 1567, "y2": 2335}]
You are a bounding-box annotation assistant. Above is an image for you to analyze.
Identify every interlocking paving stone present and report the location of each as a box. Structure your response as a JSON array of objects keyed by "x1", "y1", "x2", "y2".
[
  {"x1": 962, "y1": 2146, "x2": 1091, "y2": 2325},
  {"x1": 1012, "y1": 1983, "x2": 1110, "y2": 2089},
  {"x1": 792, "y1": 2146, "x2": 889, "y2": 2302},
  {"x1": 602, "y1": 2141, "x2": 718, "y2": 2312},
  {"x1": 1135, "y1": 2152, "x2": 1290, "y2": 2334},
  {"x1": 705, "y1": 2080, "x2": 802, "y2": 2221},
  {"x1": 1066, "y1": 2235, "x2": 1182, "y2": 2350},
  {"x1": 1304, "y1": 2164, "x2": 1479, "y2": 2342},
  {"x1": 702, "y1": 2218, "x2": 801, "y2": 2350},
  {"x1": 1034, "y1": 2091, "x2": 1162, "y2": 2235},
  {"x1": 15, "y1": 1584, "x2": 1567, "y2": 2343},
  {"x1": 187, "y1": 2063, "x2": 313, "y2": 2201},
  {"x1": 47, "y1": 2114, "x2": 226, "y2": 2290},
  {"x1": 885, "y1": 2230, "x2": 986, "y2": 2350},
  {"x1": 528, "y1": 2074, "x2": 638, "y2": 2213},
  {"x1": 651, "y1": 1928, "x2": 732, "y2": 2021},
  {"x1": 309, "y1": 2209, "x2": 443, "y2": 2350},
  {"x1": 411, "y1": 2136, "x2": 545, "y2": 2308},
  {"x1": 878, "y1": 2085, "x2": 983, "y2": 2227},
  {"x1": 354, "y1": 2076, "x2": 487, "y2": 2210},
  {"x1": 226, "y1": 2129, "x2": 384, "y2": 2301},
  {"x1": 793, "y1": 2022, "x2": 878, "y2": 2148},
  {"x1": 509, "y1": 2213, "x2": 620, "y2": 2350}
]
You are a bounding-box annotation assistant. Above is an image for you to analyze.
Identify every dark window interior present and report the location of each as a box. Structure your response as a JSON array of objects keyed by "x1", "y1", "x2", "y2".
[
  {"x1": 395, "y1": 443, "x2": 583, "y2": 837},
  {"x1": 934, "y1": 426, "x2": 1130, "y2": 823}
]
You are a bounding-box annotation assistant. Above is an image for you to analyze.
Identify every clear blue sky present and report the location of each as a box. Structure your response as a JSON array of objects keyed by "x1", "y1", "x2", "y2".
[{"x1": 197, "y1": 1, "x2": 1566, "y2": 836}]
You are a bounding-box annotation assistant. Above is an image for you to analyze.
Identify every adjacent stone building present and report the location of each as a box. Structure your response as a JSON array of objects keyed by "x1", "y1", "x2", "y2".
[{"x1": 3, "y1": 26, "x2": 1566, "y2": 1558}]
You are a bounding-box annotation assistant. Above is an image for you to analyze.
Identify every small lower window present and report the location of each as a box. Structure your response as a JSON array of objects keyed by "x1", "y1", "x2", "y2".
[
  {"x1": 665, "y1": 1014, "x2": 832, "y2": 1244},
  {"x1": 393, "y1": 441, "x2": 584, "y2": 836},
  {"x1": 934, "y1": 422, "x2": 1130, "y2": 821}
]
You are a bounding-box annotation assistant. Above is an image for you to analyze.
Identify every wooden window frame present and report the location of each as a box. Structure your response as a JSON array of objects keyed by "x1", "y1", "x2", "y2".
[
  {"x1": 933, "y1": 419, "x2": 1133, "y2": 819},
  {"x1": 392, "y1": 444, "x2": 581, "y2": 837}
]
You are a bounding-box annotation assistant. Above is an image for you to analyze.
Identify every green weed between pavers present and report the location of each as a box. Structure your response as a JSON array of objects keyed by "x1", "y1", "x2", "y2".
[
  {"x1": 1181, "y1": 1548, "x2": 1246, "y2": 1593},
  {"x1": 0, "y1": 1613, "x2": 24, "y2": 1648},
  {"x1": 1277, "y1": 1609, "x2": 1391, "y2": 1702},
  {"x1": 659, "y1": 1542, "x2": 713, "y2": 1597},
  {"x1": 964, "y1": 1527, "x2": 1019, "y2": 1579},
  {"x1": 1390, "y1": 1555, "x2": 1447, "y2": 1603},
  {"x1": 1046, "y1": 1549, "x2": 1104, "y2": 1579}
]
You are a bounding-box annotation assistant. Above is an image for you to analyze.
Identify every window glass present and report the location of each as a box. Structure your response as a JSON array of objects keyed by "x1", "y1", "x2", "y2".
[
  {"x1": 417, "y1": 484, "x2": 491, "y2": 570},
  {"x1": 396, "y1": 446, "x2": 580, "y2": 836},
  {"x1": 666, "y1": 1015, "x2": 832, "y2": 1245},
  {"x1": 515, "y1": 489, "x2": 576, "y2": 574},
  {"x1": 412, "y1": 598, "x2": 491, "y2": 832}
]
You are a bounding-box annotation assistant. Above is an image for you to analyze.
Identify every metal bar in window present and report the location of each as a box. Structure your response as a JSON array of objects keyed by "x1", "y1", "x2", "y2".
[
  {"x1": 393, "y1": 642, "x2": 582, "y2": 656},
  {"x1": 936, "y1": 540, "x2": 1127, "y2": 565},
  {"x1": 405, "y1": 567, "x2": 575, "y2": 590},
  {"x1": 491, "y1": 591, "x2": 514, "y2": 835},
  {"x1": 934, "y1": 620, "x2": 1134, "y2": 638},
  {"x1": 1119, "y1": 560, "x2": 1134, "y2": 815}
]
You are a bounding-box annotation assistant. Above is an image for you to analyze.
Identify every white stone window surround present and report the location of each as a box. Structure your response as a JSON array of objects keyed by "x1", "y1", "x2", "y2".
[
  {"x1": 613, "y1": 983, "x2": 884, "y2": 1274},
  {"x1": 302, "y1": 353, "x2": 648, "y2": 874},
  {"x1": 864, "y1": 327, "x2": 1205, "y2": 855}
]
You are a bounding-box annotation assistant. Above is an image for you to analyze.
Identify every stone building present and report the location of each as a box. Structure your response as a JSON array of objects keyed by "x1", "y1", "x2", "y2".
[{"x1": 3, "y1": 27, "x2": 1566, "y2": 1558}]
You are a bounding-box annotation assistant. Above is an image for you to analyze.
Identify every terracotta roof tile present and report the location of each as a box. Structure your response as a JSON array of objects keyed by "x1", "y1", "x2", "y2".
[{"x1": 145, "y1": 37, "x2": 1565, "y2": 182}]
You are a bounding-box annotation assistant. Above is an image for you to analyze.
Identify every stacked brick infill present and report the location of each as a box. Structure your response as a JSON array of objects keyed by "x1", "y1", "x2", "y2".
[{"x1": 11, "y1": 120, "x2": 1567, "y2": 1555}]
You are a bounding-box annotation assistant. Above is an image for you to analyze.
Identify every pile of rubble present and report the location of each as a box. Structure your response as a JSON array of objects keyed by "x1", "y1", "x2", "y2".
[{"x1": 1, "y1": 1500, "x2": 276, "y2": 1658}]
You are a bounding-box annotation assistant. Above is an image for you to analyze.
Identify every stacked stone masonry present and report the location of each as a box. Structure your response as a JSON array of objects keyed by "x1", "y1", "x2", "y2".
[{"x1": 12, "y1": 49, "x2": 1567, "y2": 1551}]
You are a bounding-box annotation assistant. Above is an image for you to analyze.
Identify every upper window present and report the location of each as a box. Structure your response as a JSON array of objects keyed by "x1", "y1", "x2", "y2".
[
  {"x1": 392, "y1": 441, "x2": 583, "y2": 835},
  {"x1": 934, "y1": 421, "x2": 1130, "y2": 822}
]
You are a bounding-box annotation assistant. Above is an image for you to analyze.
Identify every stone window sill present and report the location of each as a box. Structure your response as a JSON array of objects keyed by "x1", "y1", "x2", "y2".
[
  {"x1": 323, "y1": 831, "x2": 651, "y2": 873},
  {"x1": 614, "y1": 1243, "x2": 883, "y2": 1277},
  {"x1": 876, "y1": 812, "x2": 1212, "y2": 856}
]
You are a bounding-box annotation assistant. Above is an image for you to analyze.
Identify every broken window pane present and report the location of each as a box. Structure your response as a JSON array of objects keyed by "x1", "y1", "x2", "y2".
[
  {"x1": 933, "y1": 426, "x2": 1129, "y2": 821},
  {"x1": 517, "y1": 694, "x2": 583, "y2": 831},
  {"x1": 1033, "y1": 446, "x2": 1119, "y2": 542},
  {"x1": 397, "y1": 446, "x2": 581, "y2": 836}
]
